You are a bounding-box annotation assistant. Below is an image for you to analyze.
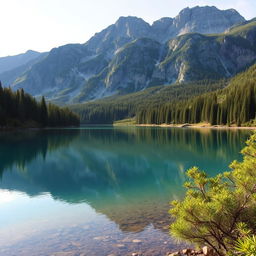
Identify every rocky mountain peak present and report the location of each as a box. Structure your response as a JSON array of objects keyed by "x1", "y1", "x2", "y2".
[
  {"x1": 85, "y1": 16, "x2": 151, "y2": 54},
  {"x1": 173, "y1": 6, "x2": 245, "y2": 35},
  {"x1": 114, "y1": 16, "x2": 151, "y2": 38},
  {"x1": 151, "y1": 18, "x2": 173, "y2": 32},
  {"x1": 115, "y1": 16, "x2": 149, "y2": 26}
]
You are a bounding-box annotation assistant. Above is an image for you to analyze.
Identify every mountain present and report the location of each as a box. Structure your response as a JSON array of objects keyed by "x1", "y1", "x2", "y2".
[
  {"x1": 151, "y1": 19, "x2": 256, "y2": 83},
  {"x1": 1, "y1": 6, "x2": 247, "y2": 104},
  {"x1": 85, "y1": 16, "x2": 151, "y2": 54},
  {"x1": 86, "y1": 6, "x2": 244, "y2": 53},
  {"x1": 151, "y1": 6, "x2": 244, "y2": 42},
  {"x1": 75, "y1": 38, "x2": 161, "y2": 101},
  {"x1": 0, "y1": 52, "x2": 48, "y2": 87},
  {"x1": 74, "y1": 18, "x2": 256, "y2": 103},
  {"x1": 0, "y1": 50, "x2": 43, "y2": 74}
]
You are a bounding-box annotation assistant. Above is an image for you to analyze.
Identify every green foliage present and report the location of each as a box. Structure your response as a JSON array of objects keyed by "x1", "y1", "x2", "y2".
[
  {"x1": 235, "y1": 235, "x2": 256, "y2": 256},
  {"x1": 169, "y1": 133, "x2": 256, "y2": 256},
  {"x1": 0, "y1": 83, "x2": 80, "y2": 128},
  {"x1": 227, "y1": 19, "x2": 256, "y2": 36}
]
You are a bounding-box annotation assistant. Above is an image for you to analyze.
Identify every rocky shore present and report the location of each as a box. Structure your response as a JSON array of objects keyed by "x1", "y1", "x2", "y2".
[
  {"x1": 125, "y1": 246, "x2": 218, "y2": 256},
  {"x1": 167, "y1": 246, "x2": 217, "y2": 256}
]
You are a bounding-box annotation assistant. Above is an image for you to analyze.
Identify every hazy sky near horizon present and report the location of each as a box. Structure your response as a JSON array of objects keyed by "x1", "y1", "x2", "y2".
[{"x1": 0, "y1": 0, "x2": 256, "y2": 57}]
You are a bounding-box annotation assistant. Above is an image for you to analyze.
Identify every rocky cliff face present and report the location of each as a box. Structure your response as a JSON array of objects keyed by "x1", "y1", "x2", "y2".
[
  {"x1": 75, "y1": 38, "x2": 161, "y2": 102},
  {"x1": 152, "y1": 28, "x2": 256, "y2": 84},
  {"x1": 2, "y1": 6, "x2": 250, "y2": 104},
  {"x1": 172, "y1": 6, "x2": 243, "y2": 35},
  {"x1": 76, "y1": 21, "x2": 256, "y2": 102}
]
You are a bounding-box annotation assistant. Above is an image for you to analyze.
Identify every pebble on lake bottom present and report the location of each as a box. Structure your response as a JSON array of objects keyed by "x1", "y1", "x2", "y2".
[{"x1": 132, "y1": 239, "x2": 142, "y2": 243}]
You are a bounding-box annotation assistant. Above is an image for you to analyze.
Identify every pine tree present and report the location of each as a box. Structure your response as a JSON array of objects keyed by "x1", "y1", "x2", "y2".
[
  {"x1": 170, "y1": 133, "x2": 256, "y2": 256},
  {"x1": 40, "y1": 96, "x2": 48, "y2": 127}
]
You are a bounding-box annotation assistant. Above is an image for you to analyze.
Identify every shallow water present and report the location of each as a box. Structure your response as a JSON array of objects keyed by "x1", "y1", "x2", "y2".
[{"x1": 0, "y1": 127, "x2": 252, "y2": 256}]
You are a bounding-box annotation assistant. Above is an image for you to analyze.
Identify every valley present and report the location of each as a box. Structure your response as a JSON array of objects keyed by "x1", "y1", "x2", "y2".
[{"x1": 0, "y1": 4, "x2": 256, "y2": 255}]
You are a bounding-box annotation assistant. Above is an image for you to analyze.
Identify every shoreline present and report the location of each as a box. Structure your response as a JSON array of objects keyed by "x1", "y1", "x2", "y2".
[
  {"x1": 2, "y1": 124, "x2": 256, "y2": 130},
  {"x1": 135, "y1": 123, "x2": 256, "y2": 130}
]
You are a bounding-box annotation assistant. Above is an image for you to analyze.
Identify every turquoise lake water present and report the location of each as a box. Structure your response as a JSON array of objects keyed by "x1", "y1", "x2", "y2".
[{"x1": 0, "y1": 127, "x2": 252, "y2": 256}]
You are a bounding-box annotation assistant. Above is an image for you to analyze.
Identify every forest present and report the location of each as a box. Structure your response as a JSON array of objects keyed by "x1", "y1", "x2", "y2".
[
  {"x1": 0, "y1": 82, "x2": 80, "y2": 128},
  {"x1": 136, "y1": 64, "x2": 256, "y2": 126},
  {"x1": 71, "y1": 79, "x2": 227, "y2": 124}
]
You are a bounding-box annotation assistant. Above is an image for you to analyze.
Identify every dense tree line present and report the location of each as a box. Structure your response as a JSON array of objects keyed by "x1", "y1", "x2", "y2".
[
  {"x1": 136, "y1": 65, "x2": 256, "y2": 126},
  {"x1": 71, "y1": 79, "x2": 227, "y2": 124},
  {"x1": 0, "y1": 83, "x2": 80, "y2": 127}
]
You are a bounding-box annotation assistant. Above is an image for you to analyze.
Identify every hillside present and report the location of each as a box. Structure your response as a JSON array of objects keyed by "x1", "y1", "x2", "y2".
[
  {"x1": 70, "y1": 79, "x2": 227, "y2": 124},
  {"x1": 136, "y1": 63, "x2": 256, "y2": 126}
]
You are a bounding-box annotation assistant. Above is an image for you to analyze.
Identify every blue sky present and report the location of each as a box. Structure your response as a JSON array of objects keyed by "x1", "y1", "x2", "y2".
[{"x1": 0, "y1": 0, "x2": 255, "y2": 57}]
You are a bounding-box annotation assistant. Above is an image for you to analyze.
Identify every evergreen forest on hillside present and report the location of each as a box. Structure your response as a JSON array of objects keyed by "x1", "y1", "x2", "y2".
[
  {"x1": 136, "y1": 64, "x2": 256, "y2": 126},
  {"x1": 71, "y1": 80, "x2": 227, "y2": 124},
  {"x1": 0, "y1": 82, "x2": 80, "y2": 128}
]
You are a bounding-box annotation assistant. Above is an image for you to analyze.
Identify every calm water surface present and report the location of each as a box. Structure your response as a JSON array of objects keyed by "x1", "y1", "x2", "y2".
[{"x1": 0, "y1": 127, "x2": 252, "y2": 256}]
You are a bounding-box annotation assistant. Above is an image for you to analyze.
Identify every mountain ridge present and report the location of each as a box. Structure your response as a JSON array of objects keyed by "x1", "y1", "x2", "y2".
[
  {"x1": 0, "y1": 6, "x2": 248, "y2": 104},
  {"x1": 0, "y1": 50, "x2": 44, "y2": 74}
]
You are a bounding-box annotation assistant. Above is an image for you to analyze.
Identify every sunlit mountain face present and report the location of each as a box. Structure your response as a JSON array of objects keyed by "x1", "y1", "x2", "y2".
[{"x1": 1, "y1": 6, "x2": 250, "y2": 104}]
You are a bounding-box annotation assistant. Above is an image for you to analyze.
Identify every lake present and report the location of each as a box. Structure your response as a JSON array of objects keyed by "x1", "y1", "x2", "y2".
[{"x1": 0, "y1": 127, "x2": 252, "y2": 256}]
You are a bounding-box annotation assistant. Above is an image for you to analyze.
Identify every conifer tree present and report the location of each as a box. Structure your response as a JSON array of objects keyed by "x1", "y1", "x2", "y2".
[
  {"x1": 170, "y1": 133, "x2": 256, "y2": 256},
  {"x1": 40, "y1": 96, "x2": 48, "y2": 127}
]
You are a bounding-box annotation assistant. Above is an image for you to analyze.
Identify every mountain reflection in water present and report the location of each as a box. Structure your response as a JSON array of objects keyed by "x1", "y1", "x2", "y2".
[{"x1": 0, "y1": 128, "x2": 251, "y2": 234}]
